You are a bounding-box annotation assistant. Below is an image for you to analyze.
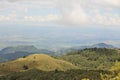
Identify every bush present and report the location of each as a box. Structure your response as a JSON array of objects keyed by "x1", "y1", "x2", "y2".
[{"x1": 23, "y1": 65, "x2": 29, "y2": 70}]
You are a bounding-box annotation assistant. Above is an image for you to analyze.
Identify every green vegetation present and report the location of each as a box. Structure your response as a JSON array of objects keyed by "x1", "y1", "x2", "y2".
[
  {"x1": 58, "y1": 48, "x2": 120, "y2": 70},
  {"x1": 0, "y1": 69, "x2": 112, "y2": 80},
  {"x1": 110, "y1": 61, "x2": 120, "y2": 80},
  {"x1": 100, "y1": 61, "x2": 120, "y2": 80},
  {"x1": 111, "y1": 61, "x2": 120, "y2": 72}
]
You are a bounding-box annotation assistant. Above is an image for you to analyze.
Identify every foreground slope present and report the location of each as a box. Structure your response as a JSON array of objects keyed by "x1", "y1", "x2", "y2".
[
  {"x1": 0, "y1": 69, "x2": 112, "y2": 80},
  {"x1": 0, "y1": 54, "x2": 77, "y2": 75}
]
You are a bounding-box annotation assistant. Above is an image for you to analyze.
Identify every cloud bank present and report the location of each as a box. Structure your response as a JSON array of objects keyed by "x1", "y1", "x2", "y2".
[{"x1": 0, "y1": 0, "x2": 120, "y2": 26}]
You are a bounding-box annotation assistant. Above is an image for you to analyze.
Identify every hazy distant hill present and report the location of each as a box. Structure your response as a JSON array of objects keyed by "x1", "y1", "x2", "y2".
[
  {"x1": 0, "y1": 54, "x2": 77, "y2": 75},
  {"x1": 0, "y1": 45, "x2": 55, "y2": 62},
  {"x1": 0, "y1": 45, "x2": 54, "y2": 54},
  {"x1": 0, "y1": 46, "x2": 38, "y2": 54},
  {"x1": 91, "y1": 43, "x2": 115, "y2": 48},
  {"x1": 57, "y1": 43, "x2": 115, "y2": 55},
  {"x1": 0, "y1": 43, "x2": 116, "y2": 62}
]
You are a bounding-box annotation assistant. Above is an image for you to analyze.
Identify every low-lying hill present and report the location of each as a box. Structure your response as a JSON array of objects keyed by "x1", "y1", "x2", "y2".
[
  {"x1": 0, "y1": 54, "x2": 77, "y2": 75},
  {"x1": 58, "y1": 48, "x2": 120, "y2": 70}
]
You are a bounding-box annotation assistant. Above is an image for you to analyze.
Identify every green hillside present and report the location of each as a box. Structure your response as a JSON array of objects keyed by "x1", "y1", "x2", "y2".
[
  {"x1": 100, "y1": 61, "x2": 120, "y2": 80},
  {"x1": 58, "y1": 48, "x2": 120, "y2": 70},
  {"x1": 0, "y1": 69, "x2": 111, "y2": 80},
  {"x1": 111, "y1": 61, "x2": 120, "y2": 80},
  {"x1": 0, "y1": 54, "x2": 77, "y2": 75}
]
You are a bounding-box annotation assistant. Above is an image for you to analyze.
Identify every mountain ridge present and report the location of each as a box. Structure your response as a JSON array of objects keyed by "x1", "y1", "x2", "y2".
[
  {"x1": 57, "y1": 43, "x2": 116, "y2": 55},
  {"x1": 91, "y1": 43, "x2": 115, "y2": 48},
  {"x1": 0, "y1": 45, "x2": 55, "y2": 63}
]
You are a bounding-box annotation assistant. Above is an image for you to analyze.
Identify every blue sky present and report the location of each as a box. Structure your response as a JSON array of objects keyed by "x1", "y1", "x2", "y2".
[{"x1": 0, "y1": 0, "x2": 120, "y2": 49}]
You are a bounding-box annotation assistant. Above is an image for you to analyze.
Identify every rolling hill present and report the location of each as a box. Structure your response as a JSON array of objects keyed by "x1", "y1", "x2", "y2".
[
  {"x1": 0, "y1": 48, "x2": 119, "y2": 80},
  {"x1": 0, "y1": 54, "x2": 77, "y2": 75}
]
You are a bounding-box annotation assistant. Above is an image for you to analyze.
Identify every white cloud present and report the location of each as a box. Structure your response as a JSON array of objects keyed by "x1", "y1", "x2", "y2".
[
  {"x1": 56, "y1": 0, "x2": 120, "y2": 26},
  {"x1": 0, "y1": 15, "x2": 10, "y2": 22},
  {"x1": 0, "y1": 0, "x2": 120, "y2": 26},
  {"x1": 0, "y1": 1, "x2": 11, "y2": 9},
  {"x1": 105, "y1": 0, "x2": 120, "y2": 8},
  {"x1": 57, "y1": 0, "x2": 89, "y2": 25},
  {"x1": 91, "y1": 9, "x2": 120, "y2": 25},
  {"x1": 0, "y1": 10, "x2": 18, "y2": 22},
  {"x1": 24, "y1": 14, "x2": 59, "y2": 22}
]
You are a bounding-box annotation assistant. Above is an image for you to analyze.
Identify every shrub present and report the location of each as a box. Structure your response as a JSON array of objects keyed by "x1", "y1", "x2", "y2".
[{"x1": 23, "y1": 65, "x2": 29, "y2": 70}]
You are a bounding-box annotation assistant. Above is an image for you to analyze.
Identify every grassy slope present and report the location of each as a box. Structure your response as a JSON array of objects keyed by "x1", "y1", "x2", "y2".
[{"x1": 0, "y1": 54, "x2": 77, "y2": 75}]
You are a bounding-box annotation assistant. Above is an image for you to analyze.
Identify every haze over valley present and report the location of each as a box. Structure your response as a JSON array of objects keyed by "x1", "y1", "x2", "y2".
[{"x1": 0, "y1": 25, "x2": 120, "y2": 51}]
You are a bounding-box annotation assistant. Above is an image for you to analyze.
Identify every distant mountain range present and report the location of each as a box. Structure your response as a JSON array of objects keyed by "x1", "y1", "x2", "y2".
[
  {"x1": 0, "y1": 45, "x2": 55, "y2": 63},
  {"x1": 71, "y1": 43, "x2": 115, "y2": 50},
  {"x1": 92, "y1": 43, "x2": 115, "y2": 48},
  {"x1": 57, "y1": 43, "x2": 116, "y2": 54},
  {"x1": 0, "y1": 43, "x2": 116, "y2": 63}
]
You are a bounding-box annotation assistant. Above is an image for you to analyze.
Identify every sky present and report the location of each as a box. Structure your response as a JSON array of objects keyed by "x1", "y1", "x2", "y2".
[{"x1": 0, "y1": 0, "x2": 120, "y2": 49}]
